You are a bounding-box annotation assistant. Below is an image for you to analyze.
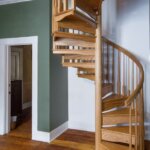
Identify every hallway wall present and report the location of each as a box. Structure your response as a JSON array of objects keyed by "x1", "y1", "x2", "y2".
[
  {"x1": 0, "y1": 0, "x2": 68, "y2": 133},
  {"x1": 102, "y1": 0, "x2": 150, "y2": 140},
  {"x1": 68, "y1": 68, "x2": 95, "y2": 132}
]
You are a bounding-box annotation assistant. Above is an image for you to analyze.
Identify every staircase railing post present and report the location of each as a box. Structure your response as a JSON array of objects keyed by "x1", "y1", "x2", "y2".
[
  {"x1": 72, "y1": 0, "x2": 76, "y2": 10},
  {"x1": 95, "y1": 12, "x2": 102, "y2": 150}
]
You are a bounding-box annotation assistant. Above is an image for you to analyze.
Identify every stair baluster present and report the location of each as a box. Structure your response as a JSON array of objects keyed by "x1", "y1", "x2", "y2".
[{"x1": 52, "y1": 1, "x2": 145, "y2": 149}]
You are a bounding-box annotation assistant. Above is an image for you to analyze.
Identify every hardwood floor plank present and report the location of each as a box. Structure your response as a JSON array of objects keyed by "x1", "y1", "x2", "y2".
[
  {"x1": 0, "y1": 128, "x2": 148, "y2": 150},
  {"x1": 51, "y1": 140, "x2": 94, "y2": 150}
]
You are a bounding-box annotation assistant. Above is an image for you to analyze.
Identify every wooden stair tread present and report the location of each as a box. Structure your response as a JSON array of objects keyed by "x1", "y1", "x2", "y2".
[
  {"x1": 103, "y1": 108, "x2": 135, "y2": 116},
  {"x1": 76, "y1": 0, "x2": 101, "y2": 19},
  {"x1": 102, "y1": 126, "x2": 135, "y2": 145},
  {"x1": 58, "y1": 19, "x2": 95, "y2": 35},
  {"x1": 54, "y1": 38, "x2": 95, "y2": 48},
  {"x1": 78, "y1": 74, "x2": 95, "y2": 80},
  {"x1": 53, "y1": 49, "x2": 95, "y2": 55},
  {"x1": 54, "y1": 31, "x2": 95, "y2": 43},
  {"x1": 103, "y1": 94, "x2": 128, "y2": 102},
  {"x1": 100, "y1": 141, "x2": 134, "y2": 150},
  {"x1": 102, "y1": 108, "x2": 135, "y2": 125},
  {"x1": 102, "y1": 126, "x2": 135, "y2": 135},
  {"x1": 101, "y1": 84, "x2": 114, "y2": 98},
  {"x1": 63, "y1": 62, "x2": 95, "y2": 69},
  {"x1": 55, "y1": 9, "x2": 96, "y2": 29},
  {"x1": 102, "y1": 94, "x2": 128, "y2": 111},
  {"x1": 63, "y1": 54, "x2": 95, "y2": 60}
]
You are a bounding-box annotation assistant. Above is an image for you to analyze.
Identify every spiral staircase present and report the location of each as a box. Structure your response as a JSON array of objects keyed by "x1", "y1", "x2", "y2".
[{"x1": 52, "y1": 0, "x2": 145, "y2": 150}]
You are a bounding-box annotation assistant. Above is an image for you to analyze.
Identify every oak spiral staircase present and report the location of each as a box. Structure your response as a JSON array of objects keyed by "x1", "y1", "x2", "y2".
[{"x1": 52, "y1": 0, "x2": 145, "y2": 150}]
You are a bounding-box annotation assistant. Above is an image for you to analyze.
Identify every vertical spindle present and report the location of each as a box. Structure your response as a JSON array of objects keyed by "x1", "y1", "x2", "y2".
[
  {"x1": 112, "y1": 47, "x2": 115, "y2": 92},
  {"x1": 63, "y1": 0, "x2": 68, "y2": 11},
  {"x1": 72, "y1": 0, "x2": 76, "y2": 10},
  {"x1": 107, "y1": 43, "x2": 110, "y2": 83},
  {"x1": 129, "y1": 106, "x2": 132, "y2": 150},
  {"x1": 117, "y1": 51, "x2": 121, "y2": 95}
]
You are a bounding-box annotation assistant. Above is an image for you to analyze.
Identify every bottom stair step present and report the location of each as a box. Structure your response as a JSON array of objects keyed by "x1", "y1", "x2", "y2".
[
  {"x1": 102, "y1": 126, "x2": 135, "y2": 145},
  {"x1": 100, "y1": 141, "x2": 134, "y2": 150}
]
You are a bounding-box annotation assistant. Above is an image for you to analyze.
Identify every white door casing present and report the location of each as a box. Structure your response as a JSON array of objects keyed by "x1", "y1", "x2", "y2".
[{"x1": 0, "y1": 37, "x2": 39, "y2": 141}]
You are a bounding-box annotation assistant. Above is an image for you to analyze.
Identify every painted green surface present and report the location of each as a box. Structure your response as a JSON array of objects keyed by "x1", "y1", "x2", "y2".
[
  {"x1": 50, "y1": 54, "x2": 68, "y2": 131},
  {"x1": 0, "y1": 0, "x2": 68, "y2": 132},
  {"x1": 49, "y1": 1, "x2": 68, "y2": 131}
]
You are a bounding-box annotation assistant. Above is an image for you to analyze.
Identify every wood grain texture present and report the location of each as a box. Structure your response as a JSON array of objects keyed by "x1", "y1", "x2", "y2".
[
  {"x1": 145, "y1": 140, "x2": 150, "y2": 150},
  {"x1": 8, "y1": 108, "x2": 31, "y2": 139},
  {"x1": 1, "y1": 130, "x2": 95, "y2": 150},
  {"x1": 1, "y1": 127, "x2": 149, "y2": 150},
  {"x1": 23, "y1": 45, "x2": 32, "y2": 103},
  {"x1": 52, "y1": 1, "x2": 145, "y2": 149}
]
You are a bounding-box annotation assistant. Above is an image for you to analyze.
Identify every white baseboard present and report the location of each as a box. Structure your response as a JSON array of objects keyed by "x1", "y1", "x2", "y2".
[
  {"x1": 68, "y1": 120, "x2": 95, "y2": 132},
  {"x1": 50, "y1": 121, "x2": 68, "y2": 142},
  {"x1": 23, "y1": 101, "x2": 32, "y2": 110},
  {"x1": 32, "y1": 121, "x2": 68, "y2": 143},
  {"x1": 32, "y1": 130, "x2": 50, "y2": 143}
]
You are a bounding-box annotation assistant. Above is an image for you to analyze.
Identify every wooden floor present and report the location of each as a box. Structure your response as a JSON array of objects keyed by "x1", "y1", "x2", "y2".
[
  {"x1": 0, "y1": 130, "x2": 149, "y2": 150},
  {"x1": 0, "y1": 109, "x2": 149, "y2": 150},
  {"x1": 0, "y1": 130, "x2": 95, "y2": 150},
  {"x1": 8, "y1": 117, "x2": 31, "y2": 139},
  {"x1": 1, "y1": 109, "x2": 95, "y2": 149},
  {"x1": 8, "y1": 108, "x2": 32, "y2": 139}
]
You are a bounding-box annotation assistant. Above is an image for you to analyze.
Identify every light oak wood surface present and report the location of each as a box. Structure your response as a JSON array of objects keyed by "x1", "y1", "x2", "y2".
[{"x1": 52, "y1": 1, "x2": 145, "y2": 149}]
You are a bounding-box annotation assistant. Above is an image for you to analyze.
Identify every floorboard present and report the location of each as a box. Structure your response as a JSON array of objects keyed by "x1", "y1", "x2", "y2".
[{"x1": 0, "y1": 109, "x2": 148, "y2": 150}]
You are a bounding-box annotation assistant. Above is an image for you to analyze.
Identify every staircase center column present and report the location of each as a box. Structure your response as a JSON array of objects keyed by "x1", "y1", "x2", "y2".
[{"x1": 95, "y1": 11, "x2": 102, "y2": 150}]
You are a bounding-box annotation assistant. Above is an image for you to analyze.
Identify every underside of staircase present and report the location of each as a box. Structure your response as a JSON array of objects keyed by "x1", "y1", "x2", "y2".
[{"x1": 52, "y1": 0, "x2": 145, "y2": 150}]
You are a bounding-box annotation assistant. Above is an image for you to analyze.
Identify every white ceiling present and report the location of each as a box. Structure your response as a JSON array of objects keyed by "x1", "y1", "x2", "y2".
[{"x1": 0, "y1": 0, "x2": 31, "y2": 5}]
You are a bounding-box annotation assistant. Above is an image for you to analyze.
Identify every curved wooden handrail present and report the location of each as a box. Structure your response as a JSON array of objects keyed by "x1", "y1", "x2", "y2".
[{"x1": 102, "y1": 37, "x2": 144, "y2": 106}]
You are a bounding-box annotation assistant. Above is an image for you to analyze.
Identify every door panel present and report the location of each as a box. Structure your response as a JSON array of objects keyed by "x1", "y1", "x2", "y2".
[
  {"x1": 11, "y1": 80, "x2": 22, "y2": 116},
  {"x1": 11, "y1": 52, "x2": 20, "y2": 81},
  {"x1": 11, "y1": 47, "x2": 23, "y2": 117}
]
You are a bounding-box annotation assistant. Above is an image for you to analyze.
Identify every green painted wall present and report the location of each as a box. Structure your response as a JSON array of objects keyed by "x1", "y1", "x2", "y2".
[
  {"x1": 50, "y1": 54, "x2": 68, "y2": 131},
  {"x1": 49, "y1": 1, "x2": 68, "y2": 131},
  {"x1": 0, "y1": 0, "x2": 68, "y2": 132}
]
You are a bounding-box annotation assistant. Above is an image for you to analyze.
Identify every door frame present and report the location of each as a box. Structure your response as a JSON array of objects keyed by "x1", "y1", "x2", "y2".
[{"x1": 0, "y1": 36, "x2": 38, "y2": 140}]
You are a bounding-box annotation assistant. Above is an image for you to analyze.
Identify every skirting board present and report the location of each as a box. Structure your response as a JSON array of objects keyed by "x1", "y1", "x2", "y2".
[
  {"x1": 68, "y1": 120, "x2": 95, "y2": 132},
  {"x1": 50, "y1": 121, "x2": 68, "y2": 142},
  {"x1": 32, "y1": 121, "x2": 68, "y2": 143}
]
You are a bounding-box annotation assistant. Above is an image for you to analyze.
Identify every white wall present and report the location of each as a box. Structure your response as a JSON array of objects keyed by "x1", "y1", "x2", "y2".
[
  {"x1": 102, "y1": 0, "x2": 150, "y2": 140},
  {"x1": 68, "y1": 68, "x2": 95, "y2": 132}
]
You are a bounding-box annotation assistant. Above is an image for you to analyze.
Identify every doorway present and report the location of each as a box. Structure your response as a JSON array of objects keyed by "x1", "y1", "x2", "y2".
[
  {"x1": 8, "y1": 45, "x2": 32, "y2": 139},
  {"x1": 0, "y1": 36, "x2": 39, "y2": 141}
]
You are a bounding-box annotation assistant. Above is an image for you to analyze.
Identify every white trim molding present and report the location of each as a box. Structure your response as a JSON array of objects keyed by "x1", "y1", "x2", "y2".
[
  {"x1": 0, "y1": 36, "x2": 38, "y2": 140},
  {"x1": 50, "y1": 121, "x2": 68, "y2": 142},
  {"x1": 68, "y1": 120, "x2": 95, "y2": 132},
  {"x1": 0, "y1": 37, "x2": 68, "y2": 143},
  {"x1": 0, "y1": 45, "x2": 7, "y2": 135},
  {"x1": 32, "y1": 130, "x2": 50, "y2": 143},
  {"x1": 32, "y1": 122, "x2": 68, "y2": 143}
]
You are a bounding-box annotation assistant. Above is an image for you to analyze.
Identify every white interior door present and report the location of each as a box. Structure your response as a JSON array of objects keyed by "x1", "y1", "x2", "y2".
[
  {"x1": 11, "y1": 52, "x2": 20, "y2": 81},
  {"x1": 11, "y1": 47, "x2": 23, "y2": 81}
]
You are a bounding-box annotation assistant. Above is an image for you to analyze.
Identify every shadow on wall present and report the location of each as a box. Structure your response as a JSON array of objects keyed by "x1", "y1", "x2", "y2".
[{"x1": 102, "y1": 0, "x2": 150, "y2": 140}]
